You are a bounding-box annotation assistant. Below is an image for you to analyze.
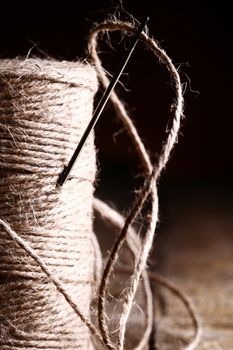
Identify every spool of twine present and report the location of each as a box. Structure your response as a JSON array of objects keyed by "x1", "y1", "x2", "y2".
[{"x1": 0, "y1": 58, "x2": 98, "y2": 349}]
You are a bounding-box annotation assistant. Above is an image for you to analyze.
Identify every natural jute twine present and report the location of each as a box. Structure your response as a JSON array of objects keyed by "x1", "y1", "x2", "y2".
[
  {"x1": 0, "y1": 58, "x2": 98, "y2": 349},
  {"x1": 88, "y1": 20, "x2": 201, "y2": 350},
  {"x1": 0, "y1": 19, "x2": 202, "y2": 350}
]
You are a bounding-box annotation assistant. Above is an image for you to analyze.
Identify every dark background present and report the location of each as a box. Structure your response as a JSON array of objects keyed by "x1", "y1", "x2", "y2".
[{"x1": 0, "y1": 1, "x2": 232, "y2": 214}]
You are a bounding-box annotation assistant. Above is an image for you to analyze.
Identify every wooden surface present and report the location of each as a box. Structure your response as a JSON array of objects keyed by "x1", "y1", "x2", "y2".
[{"x1": 157, "y1": 209, "x2": 233, "y2": 349}]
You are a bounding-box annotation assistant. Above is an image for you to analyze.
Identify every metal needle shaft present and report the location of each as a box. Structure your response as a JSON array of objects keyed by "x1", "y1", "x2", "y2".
[{"x1": 57, "y1": 16, "x2": 149, "y2": 187}]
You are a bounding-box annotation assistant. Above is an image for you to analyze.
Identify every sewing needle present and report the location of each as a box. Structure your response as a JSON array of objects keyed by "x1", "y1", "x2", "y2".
[{"x1": 57, "y1": 16, "x2": 149, "y2": 187}]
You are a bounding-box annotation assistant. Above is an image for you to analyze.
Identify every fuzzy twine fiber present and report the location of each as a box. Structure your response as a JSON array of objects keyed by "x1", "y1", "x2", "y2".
[{"x1": 0, "y1": 58, "x2": 98, "y2": 349}]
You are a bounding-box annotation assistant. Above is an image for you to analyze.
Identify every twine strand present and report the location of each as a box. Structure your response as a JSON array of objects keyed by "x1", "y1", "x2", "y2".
[
  {"x1": 0, "y1": 221, "x2": 106, "y2": 348},
  {"x1": 94, "y1": 198, "x2": 154, "y2": 350},
  {"x1": 88, "y1": 20, "x2": 184, "y2": 349},
  {"x1": 147, "y1": 273, "x2": 202, "y2": 350},
  {"x1": 94, "y1": 198, "x2": 202, "y2": 350}
]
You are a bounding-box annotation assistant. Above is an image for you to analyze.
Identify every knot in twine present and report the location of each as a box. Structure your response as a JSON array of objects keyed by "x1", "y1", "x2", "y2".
[{"x1": 0, "y1": 20, "x2": 202, "y2": 350}]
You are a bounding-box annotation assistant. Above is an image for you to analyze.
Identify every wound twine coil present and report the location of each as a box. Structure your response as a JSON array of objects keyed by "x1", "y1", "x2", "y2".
[
  {"x1": 0, "y1": 19, "x2": 202, "y2": 350},
  {"x1": 0, "y1": 58, "x2": 98, "y2": 349}
]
